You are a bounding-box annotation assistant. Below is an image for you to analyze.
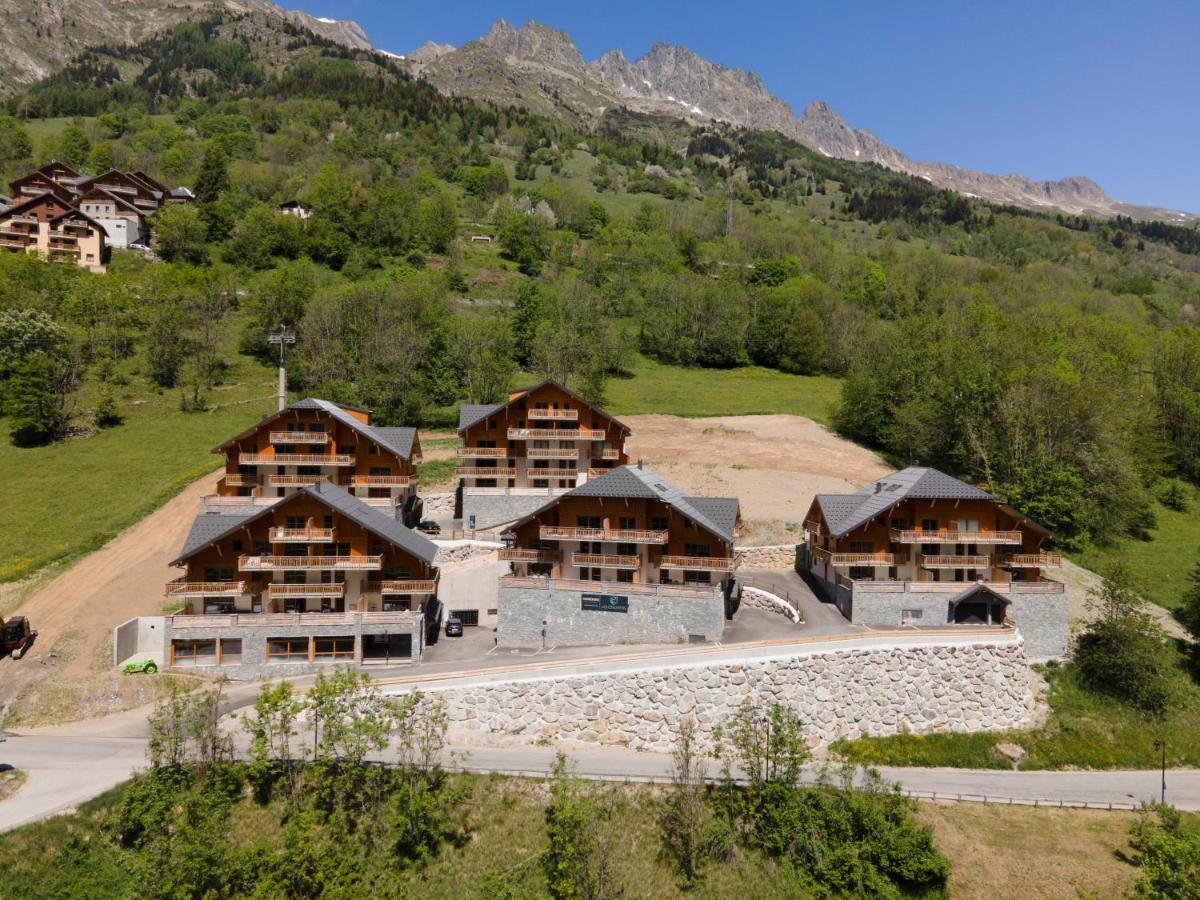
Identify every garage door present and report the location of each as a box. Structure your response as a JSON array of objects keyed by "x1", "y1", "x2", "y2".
[
  {"x1": 362, "y1": 633, "x2": 412, "y2": 661},
  {"x1": 451, "y1": 609, "x2": 479, "y2": 626}
]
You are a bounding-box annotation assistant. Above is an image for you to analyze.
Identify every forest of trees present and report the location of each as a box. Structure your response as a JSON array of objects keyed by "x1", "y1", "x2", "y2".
[{"x1": 0, "y1": 14, "x2": 1198, "y2": 553}]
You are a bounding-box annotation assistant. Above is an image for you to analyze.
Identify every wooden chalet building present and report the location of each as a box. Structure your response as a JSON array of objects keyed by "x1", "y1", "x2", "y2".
[
  {"x1": 457, "y1": 380, "x2": 632, "y2": 529},
  {"x1": 0, "y1": 191, "x2": 107, "y2": 272},
  {"x1": 209, "y1": 398, "x2": 423, "y2": 525},
  {"x1": 802, "y1": 467, "x2": 1068, "y2": 658},
  {"x1": 496, "y1": 463, "x2": 742, "y2": 647},
  {"x1": 164, "y1": 482, "x2": 439, "y2": 673}
]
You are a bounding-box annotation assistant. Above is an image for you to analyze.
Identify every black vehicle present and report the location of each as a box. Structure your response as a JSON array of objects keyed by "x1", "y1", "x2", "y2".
[
  {"x1": 445, "y1": 615, "x2": 463, "y2": 637},
  {"x1": 416, "y1": 520, "x2": 441, "y2": 535}
]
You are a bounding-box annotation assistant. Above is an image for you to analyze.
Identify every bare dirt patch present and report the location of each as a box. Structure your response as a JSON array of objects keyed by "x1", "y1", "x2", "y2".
[
  {"x1": 625, "y1": 414, "x2": 892, "y2": 543},
  {"x1": 0, "y1": 769, "x2": 26, "y2": 803},
  {"x1": 0, "y1": 471, "x2": 220, "y2": 726}
]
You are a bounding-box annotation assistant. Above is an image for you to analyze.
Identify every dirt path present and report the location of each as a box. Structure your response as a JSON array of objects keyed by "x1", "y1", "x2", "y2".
[{"x1": 0, "y1": 471, "x2": 219, "y2": 725}]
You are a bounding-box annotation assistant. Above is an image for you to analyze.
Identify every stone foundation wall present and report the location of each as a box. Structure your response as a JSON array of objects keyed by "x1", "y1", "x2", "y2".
[
  {"x1": 497, "y1": 585, "x2": 726, "y2": 648},
  {"x1": 427, "y1": 636, "x2": 1036, "y2": 751}
]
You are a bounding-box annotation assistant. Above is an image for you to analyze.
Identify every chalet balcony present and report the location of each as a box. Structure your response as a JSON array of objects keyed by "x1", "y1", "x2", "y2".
[
  {"x1": 239, "y1": 452, "x2": 354, "y2": 466},
  {"x1": 527, "y1": 408, "x2": 579, "y2": 421},
  {"x1": 572, "y1": 552, "x2": 640, "y2": 570},
  {"x1": 889, "y1": 529, "x2": 1022, "y2": 545},
  {"x1": 507, "y1": 428, "x2": 605, "y2": 441},
  {"x1": 239, "y1": 554, "x2": 382, "y2": 572},
  {"x1": 165, "y1": 580, "x2": 247, "y2": 597},
  {"x1": 659, "y1": 555, "x2": 740, "y2": 572},
  {"x1": 364, "y1": 577, "x2": 439, "y2": 595},
  {"x1": 596, "y1": 449, "x2": 621, "y2": 460},
  {"x1": 527, "y1": 447, "x2": 580, "y2": 460},
  {"x1": 803, "y1": 519, "x2": 824, "y2": 535},
  {"x1": 171, "y1": 610, "x2": 416, "y2": 629},
  {"x1": 539, "y1": 525, "x2": 669, "y2": 544},
  {"x1": 498, "y1": 548, "x2": 561, "y2": 562},
  {"x1": 269, "y1": 430, "x2": 330, "y2": 444},
  {"x1": 48, "y1": 235, "x2": 77, "y2": 247},
  {"x1": 919, "y1": 554, "x2": 992, "y2": 569},
  {"x1": 528, "y1": 468, "x2": 577, "y2": 479},
  {"x1": 456, "y1": 466, "x2": 518, "y2": 478},
  {"x1": 269, "y1": 527, "x2": 335, "y2": 543},
  {"x1": 267, "y1": 474, "x2": 326, "y2": 487},
  {"x1": 456, "y1": 447, "x2": 509, "y2": 458},
  {"x1": 0, "y1": 235, "x2": 30, "y2": 249},
  {"x1": 830, "y1": 552, "x2": 895, "y2": 567},
  {"x1": 1003, "y1": 553, "x2": 1063, "y2": 568},
  {"x1": 220, "y1": 474, "x2": 259, "y2": 488},
  {"x1": 586, "y1": 467, "x2": 612, "y2": 478},
  {"x1": 351, "y1": 474, "x2": 416, "y2": 487},
  {"x1": 265, "y1": 583, "x2": 345, "y2": 599}
]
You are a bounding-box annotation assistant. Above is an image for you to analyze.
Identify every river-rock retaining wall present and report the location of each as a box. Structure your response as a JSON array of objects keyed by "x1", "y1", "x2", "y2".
[{"x1": 427, "y1": 635, "x2": 1036, "y2": 751}]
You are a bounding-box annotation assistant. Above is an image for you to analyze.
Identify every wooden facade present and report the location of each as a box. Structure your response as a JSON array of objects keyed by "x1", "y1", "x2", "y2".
[
  {"x1": 0, "y1": 192, "x2": 106, "y2": 272},
  {"x1": 169, "y1": 490, "x2": 438, "y2": 617},
  {"x1": 212, "y1": 400, "x2": 421, "y2": 513},
  {"x1": 458, "y1": 381, "x2": 631, "y2": 492},
  {"x1": 804, "y1": 474, "x2": 1059, "y2": 589}
]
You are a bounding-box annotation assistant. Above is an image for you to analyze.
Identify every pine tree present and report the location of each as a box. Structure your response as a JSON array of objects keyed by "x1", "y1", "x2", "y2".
[
  {"x1": 193, "y1": 142, "x2": 229, "y2": 204},
  {"x1": 1180, "y1": 557, "x2": 1200, "y2": 639}
]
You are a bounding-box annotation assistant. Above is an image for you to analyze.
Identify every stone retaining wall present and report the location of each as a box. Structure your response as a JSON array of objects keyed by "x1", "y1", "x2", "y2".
[
  {"x1": 737, "y1": 544, "x2": 799, "y2": 570},
  {"x1": 428, "y1": 636, "x2": 1036, "y2": 751}
]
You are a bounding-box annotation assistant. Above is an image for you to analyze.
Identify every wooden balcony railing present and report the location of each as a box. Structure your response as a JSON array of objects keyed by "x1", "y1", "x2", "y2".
[
  {"x1": 527, "y1": 408, "x2": 579, "y2": 420},
  {"x1": 1004, "y1": 554, "x2": 1063, "y2": 568},
  {"x1": 829, "y1": 552, "x2": 895, "y2": 567},
  {"x1": 269, "y1": 527, "x2": 334, "y2": 543},
  {"x1": 508, "y1": 428, "x2": 605, "y2": 441},
  {"x1": 527, "y1": 447, "x2": 580, "y2": 459},
  {"x1": 171, "y1": 610, "x2": 415, "y2": 628},
  {"x1": 456, "y1": 447, "x2": 508, "y2": 458},
  {"x1": 456, "y1": 467, "x2": 517, "y2": 478},
  {"x1": 596, "y1": 448, "x2": 621, "y2": 460},
  {"x1": 919, "y1": 555, "x2": 992, "y2": 569},
  {"x1": 239, "y1": 555, "x2": 382, "y2": 571},
  {"x1": 890, "y1": 529, "x2": 1022, "y2": 544},
  {"x1": 572, "y1": 552, "x2": 640, "y2": 570},
  {"x1": 220, "y1": 474, "x2": 258, "y2": 487},
  {"x1": 240, "y1": 452, "x2": 354, "y2": 466},
  {"x1": 265, "y1": 582, "x2": 345, "y2": 598},
  {"x1": 659, "y1": 555, "x2": 739, "y2": 572},
  {"x1": 498, "y1": 548, "x2": 561, "y2": 562},
  {"x1": 165, "y1": 580, "x2": 246, "y2": 597},
  {"x1": 586, "y1": 467, "x2": 613, "y2": 478},
  {"x1": 269, "y1": 430, "x2": 330, "y2": 444},
  {"x1": 500, "y1": 575, "x2": 718, "y2": 598},
  {"x1": 351, "y1": 474, "x2": 416, "y2": 486},
  {"x1": 803, "y1": 519, "x2": 824, "y2": 536},
  {"x1": 364, "y1": 577, "x2": 439, "y2": 594},
  {"x1": 540, "y1": 526, "x2": 669, "y2": 544},
  {"x1": 267, "y1": 474, "x2": 326, "y2": 487}
]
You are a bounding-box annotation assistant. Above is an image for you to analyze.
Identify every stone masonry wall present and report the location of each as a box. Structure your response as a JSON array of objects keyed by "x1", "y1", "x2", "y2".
[
  {"x1": 497, "y1": 585, "x2": 726, "y2": 648},
  {"x1": 427, "y1": 637, "x2": 1036, "y2": 751},
  {"x1": 737, "y1": 544, "x2": 800, "y2": 570}
]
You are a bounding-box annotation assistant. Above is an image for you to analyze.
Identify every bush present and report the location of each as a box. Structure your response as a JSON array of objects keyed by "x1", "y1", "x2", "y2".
[
  {"x1": 1075, "y1": 565, "x2": 1171, "y2": 714},
  {"x1": 1129, "y1": 804, "x2": 1200, "y2": 897}
]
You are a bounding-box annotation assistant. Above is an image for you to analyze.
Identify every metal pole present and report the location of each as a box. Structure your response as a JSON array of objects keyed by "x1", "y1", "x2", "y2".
[
  {"x1": 267, "y1": 327, "x2": 296, "y2": 412},
  {"x1": 1160, "y1": 741, "x2": 1166, "y2": 805}
]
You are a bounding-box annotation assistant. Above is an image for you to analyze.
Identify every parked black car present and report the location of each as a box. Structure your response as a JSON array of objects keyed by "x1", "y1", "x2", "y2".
[
  {"x1": 445, "y1": 615, "x2": 463, "y2": 637},
  {"x1": 417, "y1": 520, "x2": 441, "y2": 535}
]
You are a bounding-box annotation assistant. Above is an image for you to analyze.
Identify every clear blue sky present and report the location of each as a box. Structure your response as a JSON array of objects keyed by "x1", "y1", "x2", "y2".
[{"x1": 310, "y1": 1, "x2": 1200, "y2": 212}]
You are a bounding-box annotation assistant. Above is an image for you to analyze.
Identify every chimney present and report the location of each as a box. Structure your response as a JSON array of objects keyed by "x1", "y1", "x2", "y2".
[
  {"x1": 638, "y1": 458, "x2": 643, "y2": 470},
  {"x1": 874, "y1": 482, "x2": 882, "y2": 494}
]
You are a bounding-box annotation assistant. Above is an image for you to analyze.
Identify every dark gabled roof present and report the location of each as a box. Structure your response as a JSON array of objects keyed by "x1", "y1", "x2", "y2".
[
  {"x1": 169, "y1": 187, "x2": 195, "y2": 199},
  {"x1": 176, "y1": 510, "x2": 259, "y2": 561},
  {"x1": 36, "y1": 160, "x2": 78, "y2": 178},
  {"x1": 133, "y1": 170, "x2": 169, "y2": 193},
  {"x1": 173, "y1": 482, "x2": 437, "y2": 566},
  {"x1": 456, "y1": 379, "x2": 631, "y2": 435},
  {"x1": 49, "y1": 207, "x2": 104, "y2": 231},
  {"x1": 948, "y1": 582, "x2": 1011, "y2": 604},
  {"x1": 0, "y1": 190, "x2": 74, "y2": 219},
  {"x1": 458, "y1": 402, "x2": 505, "y2": 431},
  {"x1": 811, "y1": 466, "x2": 1051, "y2": 538},
  {"x1": 215, "y1": 398, "x2": 417, "y2": 460},
  {"x1": 79, "y1": 186, "x2": 144, "y2": 215},
  {"x1": 510, "y1": 464, "x2": 739, "y2": 543}
]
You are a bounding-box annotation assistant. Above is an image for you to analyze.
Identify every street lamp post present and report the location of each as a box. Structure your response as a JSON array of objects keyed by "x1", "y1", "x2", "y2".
[{"x1": 1153, "y1": 739, "x2": 1166, "y2": 805}]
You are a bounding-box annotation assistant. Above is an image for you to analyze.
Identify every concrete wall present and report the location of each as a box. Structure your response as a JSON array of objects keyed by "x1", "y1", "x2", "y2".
[
  {"x1": 497, "y1": 584, "x2": 725, "y2": 648},
  {"x1": 463, "y1": 492, "x2": 555, "y2": 530},
  {"x1": 113, "y1": 615, "x2": 164, "y2": 665},
  {"x1": 424, "y1": 634, "x2": 1037, "y2": 751},
  {"x1": 163, "y1": 615, "x2": 423, "y2": 679}
]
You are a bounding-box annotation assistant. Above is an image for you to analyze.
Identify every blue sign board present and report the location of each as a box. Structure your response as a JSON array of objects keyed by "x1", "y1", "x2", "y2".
[{"x1": 582, "y1": 593, "x2": 629, "y2": 613}]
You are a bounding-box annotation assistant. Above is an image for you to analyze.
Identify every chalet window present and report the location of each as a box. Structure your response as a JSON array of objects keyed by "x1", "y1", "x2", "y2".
[
  {"x1": 339, "y1": 444, "x2": 354, "y2": 456},
  {"x1": 203, "y1": 567, "x2": 234, "y2": 582},
  {"x1": 921, "y1": 518, "x2": 939, "y2": 533},
  {"x1": 616, "y1": 570, "x2": 634, "y2": 583},
  {"x1": 203, "y1": 598, "x2": 234, "y2": 614},
  {"x1": 232, "y1": 540, "x2": 243, "y2": 553},
  {"x1": 370, "y1": 541, "x2": 383, "y2": 556},
  {"x1": 266, "y1": 637, "x2": 309, "y2": 662},
  {"x1": 282, "y1": 544, "x2": 306, "y2": 558},
  {"x1": 533, "y1": 460, "x2": 550, "y2": 470},
  {"x1": 299, "y1": 466, "x2": 320, "y2": 476},
  {"x1": 284, "y1": 571, "x2": 306, "y2": 584},
  {"x1": 368, "y1": 488, "x2": 389, "y2": 498},
  {"x1": 683, "y1": 543, "x2": 711, "y2": 558},
  {"x1": 323, "y1": 515, "x2": 334, "y2": 528},
  {"x1": 650, "y1": 516, "x2": 669, "y2": 532},
  {"x1": 487, "y1": 419, "x2": 496, "y2": 430},
  {"x1": 286, "y1": 515, "x2": 306, "y2": 529},
  {"x1": 617, "y1": 543, "x2": 636, "y2": 556},
  {"x1": 334, "y1": 543, "x2": 350, "y2": 557},
  {"x1": 219, "y1": 639, "x2": 243, "y2": 665},
  {"x1": 577, "y1": 516, "x2": 601, "y2": 529},
  {"x1": 684, "y1": 571, "x2": 711, "y2": 585},
  {"x1": 172, "y1": 639, "x2": 217, "y2": 668},
  {"x1": 848, "y1": 566, "x2": 874, "y2": 581},
  {"x1": 383, "y1": 597, "x2": 411, "y2": 611},
  {"x1": 890, "y1": 517, "x2": 908, "y2": 530},
  {"x1": 254, "y1": 541, "x2": 271, "y2": 556},
  {"x1": 479, "y1": 439, "x2": 496, "y2": 448},
  {"x1": 955, "y1": 520, "x2": 980, "y2": 533},
  {"x1": 384, "y1": 565, "x2": 412, "y2": 578},
  {"x1": 850, "y1": 541, "x2": 873, "y2": 554},
  {"x1": 319, "y1": 571, "x2": 346, "y2": 584},
  {"x1": 308, "y1": 423, "x2": 325, "y2": 433},
  {"x1": 313, "y1": 637, "x2": 354, "y2": 661},
  {"x1": 683, "y1": 518, "x2": 694, "y2": 529},
  {"x1": 284, "y1": 598, "x2": 305, "y2": 613},
  {"x1": 921, "y1": 543, "x2": 939, "y2": 556},
  {"x1": 619, "y1": 516, "x2": 637, "y2": 531}
]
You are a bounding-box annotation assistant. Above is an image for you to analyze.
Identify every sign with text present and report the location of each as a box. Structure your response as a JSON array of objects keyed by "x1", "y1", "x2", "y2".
[{"x1": 581, "y1": 593, "x2": 629, "y2": 613}]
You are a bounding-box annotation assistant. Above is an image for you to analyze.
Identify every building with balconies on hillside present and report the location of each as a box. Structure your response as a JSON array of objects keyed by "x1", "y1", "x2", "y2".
[
  {"x1": 496, "y1": 463, "x2": 742, "y2": 647},
  {"x1": 802, "y1": 467, "x2": 1068, "y2": 659},
  {"x1": 457, "y1": 380, "x2": 632, "y2": 529},
  {"x1": 0, "y1": 191, "x2": 107, "y2": 272},
  {"x1": 208, "y1": 398, "x2": 423, "y2": 526},
  {"x1": 164, "y1": 481, "x2": 439, "y2": 675}
]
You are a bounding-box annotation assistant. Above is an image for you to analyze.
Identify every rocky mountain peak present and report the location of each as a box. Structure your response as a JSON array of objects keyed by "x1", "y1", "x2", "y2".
[{"x1": 478, "y1": 19, "x2": 583, "y2": 70}]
